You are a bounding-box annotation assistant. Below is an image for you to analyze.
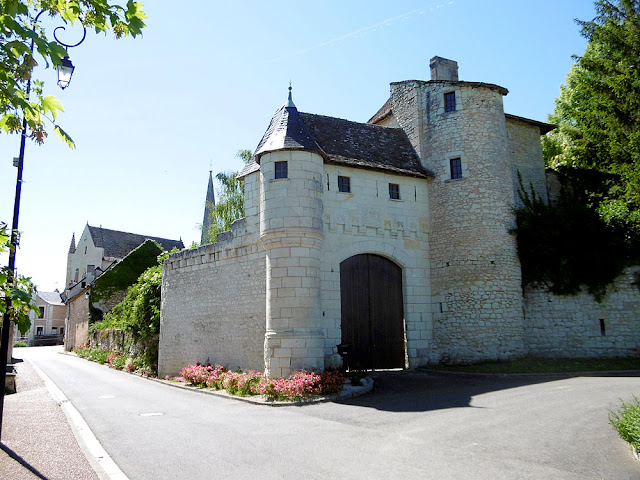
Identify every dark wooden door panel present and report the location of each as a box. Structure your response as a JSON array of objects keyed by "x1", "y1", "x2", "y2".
[{"x1": 340, "y1": 254, "x2": 404, "y2": 370}]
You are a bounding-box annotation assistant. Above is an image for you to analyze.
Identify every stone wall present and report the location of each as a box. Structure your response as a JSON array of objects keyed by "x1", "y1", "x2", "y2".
[
  {"x1": 507, "y1": 118, "x2": 549, "y2": 205},
  {"x1": 524, "y1": 267, "x2": 640, "y2": 358},
  {"x1": 64, "y1": 291, "x2": 89, "y2": 351},
  {"x1": 159, "y1": 218, "x2": 266, "y2": 377}
]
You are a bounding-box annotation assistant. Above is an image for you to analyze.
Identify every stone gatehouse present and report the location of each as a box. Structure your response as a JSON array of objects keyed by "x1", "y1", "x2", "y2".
[{"x1": 158, "y1": 56, "x2": 640, "y2": 378}]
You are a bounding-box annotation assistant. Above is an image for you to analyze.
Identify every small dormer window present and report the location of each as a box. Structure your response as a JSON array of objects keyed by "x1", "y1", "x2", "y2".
[
  {"x1": 338, "y1": 176, "x2": 350, "y2": 193},
  {"x1": 275, "y1": 161, "x2": 288, "y2": 179},
  {"x1": 389, "y1": 183, "x2": 400, "y2": 200},
  {"x1": 444, "y1": 91, "x2": 456, "y2": 113}
]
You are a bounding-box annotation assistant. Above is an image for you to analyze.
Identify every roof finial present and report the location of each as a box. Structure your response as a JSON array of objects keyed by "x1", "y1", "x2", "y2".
[{"x1": 286, "y1": 80, "x2": 295, "y2": 108}]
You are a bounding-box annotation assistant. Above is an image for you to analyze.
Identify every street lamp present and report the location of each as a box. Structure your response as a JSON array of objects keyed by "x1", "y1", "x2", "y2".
[
  {"x1": 0, "y1": 11, "x2": 86, "y2": 441},
  {"x1": 57, "y1": 56, "x2": 75, "y2": 89}
]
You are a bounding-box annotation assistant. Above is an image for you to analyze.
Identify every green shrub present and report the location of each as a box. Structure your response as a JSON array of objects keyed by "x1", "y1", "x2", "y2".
[
  {"x1": 89, "y1": 349, "x2": 109, "y2": 364},
  {"x1": 13, "y1": 341, "x2": 27, "y2": 348},
  {"x1": 610, "y1": 396, "x2": 640, "y2": 450},
  {"x1": 75, "y1": 343, "x2": 92, "y2": 358}
]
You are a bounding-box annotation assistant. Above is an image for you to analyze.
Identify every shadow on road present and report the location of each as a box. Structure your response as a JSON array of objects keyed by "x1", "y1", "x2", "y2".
[{"x1": 338, "y1": 369, "x2": 640, "y2": 413}]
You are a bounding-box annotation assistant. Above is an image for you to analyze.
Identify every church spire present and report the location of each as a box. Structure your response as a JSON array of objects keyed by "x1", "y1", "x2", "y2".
[
  {"x1": 69, "y1": 233, "x2": 76, "y2": 254},
  {"x1": 201, "y1": 170, "x2": 216, "y2": 244}
]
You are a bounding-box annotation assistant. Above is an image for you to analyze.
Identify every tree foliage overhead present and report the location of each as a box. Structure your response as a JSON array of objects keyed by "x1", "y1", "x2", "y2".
[
  {"x1": 0, "y1": 0, "x2": 146, "y2": 146},
  {"x1": 201, "y1": 150, "x2": 251, "y2": 244},
  {"x1": 545, "y1": 0, "x2": 640, "y2": 213}
]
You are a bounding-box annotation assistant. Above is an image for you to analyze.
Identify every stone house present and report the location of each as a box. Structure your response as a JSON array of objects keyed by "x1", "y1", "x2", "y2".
[
  {"x1": 63, "y1": 224, "x2": 183, "y2": 351},
  {"x1": 159, "y1": 56, "x2": 640, "y2": 378},
  {"x1": 14, "y1": 291, "x2": 66, "y2": 345}
]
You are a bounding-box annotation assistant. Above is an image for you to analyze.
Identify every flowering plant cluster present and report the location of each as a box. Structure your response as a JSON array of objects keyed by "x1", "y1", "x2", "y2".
[
  {"x1": 177, "y1": 363, "x2": 347, "y2": 401},
  {"x1": 257, "y1": 371, "x2": 321, "y2": 401},
  {"x1": 74, "y1": 343, "x2": 155, "y2": 376},
  {"x1": 319, "y1": 370, "x2": 347, "y2": 395}
]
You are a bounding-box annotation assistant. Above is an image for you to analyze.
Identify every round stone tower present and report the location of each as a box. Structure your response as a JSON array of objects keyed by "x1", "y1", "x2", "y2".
[
  {"x1": 388, "y1": 57, "x2": 526, "y2": 363},
  {"x1": 255, "y1": 88, "x2": 326, "y2": 378}
]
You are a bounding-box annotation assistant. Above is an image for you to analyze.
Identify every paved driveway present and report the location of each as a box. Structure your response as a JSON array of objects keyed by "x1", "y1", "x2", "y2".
[{"x1": 20, "y1": 347, "x2": 640, "y2": 479}]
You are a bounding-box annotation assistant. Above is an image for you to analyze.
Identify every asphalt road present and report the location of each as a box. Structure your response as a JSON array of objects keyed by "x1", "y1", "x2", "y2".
[{"x1": 17, "y1": 347, "x2": 640, "y2": 480}]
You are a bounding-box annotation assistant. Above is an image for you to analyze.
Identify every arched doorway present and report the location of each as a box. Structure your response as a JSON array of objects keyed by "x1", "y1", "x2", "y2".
[{"x1": 340, "y1": 254, "x2": 405, "y2": 370}]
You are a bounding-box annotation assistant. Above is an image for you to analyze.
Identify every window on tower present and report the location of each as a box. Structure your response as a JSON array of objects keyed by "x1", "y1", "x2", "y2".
[
  {"x1": 444, "y1": 91, "x2": 456, "y2": 113},
  {"x1": 275, "y1": 161, "x2": 288, "y2": 179},
  {"x1": 450, "y1": 157, "x2": 463, "y2": 179}
]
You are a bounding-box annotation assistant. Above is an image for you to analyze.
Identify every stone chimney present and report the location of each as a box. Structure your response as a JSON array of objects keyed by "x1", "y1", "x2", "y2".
[{"x1": 430, "y1": 56, "x2": 459, "y2": 81}]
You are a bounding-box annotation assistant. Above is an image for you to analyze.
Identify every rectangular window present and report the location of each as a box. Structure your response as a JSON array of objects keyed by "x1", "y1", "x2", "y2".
[
  {"x1": 444, "y1": 91, "x2": 456, "y2": 113},
  {"x1": 274, "y1": 161, "x2": 288, "y2": 179},
  {"x1": 338, "y1": 176, "x2": 351, "y2": 193},
  {"x1": 389, "y1": 183, "x2": 400, "y2": 200},
  {"x1": 52, "y1": 327, "x2": 58, "y2": 335},
  {"x1": 450, "y1": 157, "x2": 463, "y2": 180},
  {"x1": 60, "y1": 327, "x2": 65, "y2": 336},
  {"x1": 36, "y1": 326, "x2": 43, "y2": 336},
  {"x1": 38, "y1": 307, "x2": 44, "y2": 318}
]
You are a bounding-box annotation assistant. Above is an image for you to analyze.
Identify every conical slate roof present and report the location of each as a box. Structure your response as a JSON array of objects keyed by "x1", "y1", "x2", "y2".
[{"x1": 253, "y1": 88, "x2": 323, "y2": 161}]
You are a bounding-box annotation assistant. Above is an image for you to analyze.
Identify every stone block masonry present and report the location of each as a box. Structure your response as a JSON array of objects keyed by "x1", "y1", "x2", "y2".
[
  {"x1": 524, "y1": 267, "x2": 640, "y2": 358},
  {"x1": 159, "y1": 219, "x2": 266, "y2": 377}
]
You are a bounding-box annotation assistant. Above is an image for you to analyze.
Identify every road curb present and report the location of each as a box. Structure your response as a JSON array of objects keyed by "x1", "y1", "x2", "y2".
[
  {"x1": 28, "y1": 359, "x2": 129, "y2": 480},
  {"x1": 146, "y1": 375, "x2": 374, "y2": 406}
]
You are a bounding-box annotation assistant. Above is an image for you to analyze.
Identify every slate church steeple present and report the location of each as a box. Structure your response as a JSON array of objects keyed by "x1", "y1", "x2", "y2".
[{"x1": 201, "y1": 170, "x2": 216, "y2": 244}]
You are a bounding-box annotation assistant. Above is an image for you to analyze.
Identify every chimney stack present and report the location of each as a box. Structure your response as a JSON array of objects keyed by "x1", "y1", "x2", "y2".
[{"x1": 430, "y1": 56, "x2": 459, "y2": 81}]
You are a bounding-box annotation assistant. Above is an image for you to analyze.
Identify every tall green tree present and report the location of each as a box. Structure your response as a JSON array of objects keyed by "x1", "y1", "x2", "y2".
[
  {"x1": 0, "y1": 0, "x2": 146, "y2": 146},
  {"x1": 546, "y1": 0, "x2": 640, "y2": 217},
  {"x1": 202, "y1": 150, "x2": 251, "y2": 244}
]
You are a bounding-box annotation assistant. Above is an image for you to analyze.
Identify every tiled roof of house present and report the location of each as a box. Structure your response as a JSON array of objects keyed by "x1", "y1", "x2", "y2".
[
  {"x1": 38, "y1": 291, "x2": 63, "y2": 305},
  {"x1": 88, "y1": 226, "x2": 184, "y2": 260}
]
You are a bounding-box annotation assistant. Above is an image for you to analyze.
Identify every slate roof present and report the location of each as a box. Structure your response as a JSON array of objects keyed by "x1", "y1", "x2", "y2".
[
  {"x1": 87, "y1": 226, "x2": 184, "y2": 260},
  {"x1": 240, "y1": 99, "x2": 431, "y2": 179},
  {"x1": 254, "y1": 104, "x2": 323, "y2": 160},
  {"x1": 300, "y1": 113, "x2": 431, "y2": 178},
  {"x1": 201, "y1": 171, "x2": 216, "y2": 244},
  {"x1": 38, "y1": 291, "x2": 63, "y2": 305}
]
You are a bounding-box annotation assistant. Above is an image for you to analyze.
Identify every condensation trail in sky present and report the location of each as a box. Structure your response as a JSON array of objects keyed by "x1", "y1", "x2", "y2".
[{"x1": 268, "y1": 0, "x2": 456, "y2": 63}]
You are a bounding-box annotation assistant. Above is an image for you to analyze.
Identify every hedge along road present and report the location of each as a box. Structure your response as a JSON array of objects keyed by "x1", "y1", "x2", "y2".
[{"x1": 18, "y1": 346, "x2": 640, "y2": 480}]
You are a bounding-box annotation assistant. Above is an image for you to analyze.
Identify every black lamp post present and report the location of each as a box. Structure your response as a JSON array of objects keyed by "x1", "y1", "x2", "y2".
[{"x1": 0, "y1": 11, "x2": 86, "y2": 441}]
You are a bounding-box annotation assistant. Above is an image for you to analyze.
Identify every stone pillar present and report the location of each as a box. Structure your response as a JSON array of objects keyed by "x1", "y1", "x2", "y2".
[{"x1": 260, "y1": 150, "x2": 325, "y2": 378}]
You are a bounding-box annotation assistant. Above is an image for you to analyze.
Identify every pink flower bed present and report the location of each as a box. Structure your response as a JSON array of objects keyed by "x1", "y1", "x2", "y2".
[{"x1": 177, "y1": 363, "x2": 346, "y2": 401}]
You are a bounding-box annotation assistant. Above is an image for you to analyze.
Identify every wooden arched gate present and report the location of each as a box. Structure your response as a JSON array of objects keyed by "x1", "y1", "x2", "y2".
[{"x1": 339, "y1": 254, "x2": 405, "y2": 370}]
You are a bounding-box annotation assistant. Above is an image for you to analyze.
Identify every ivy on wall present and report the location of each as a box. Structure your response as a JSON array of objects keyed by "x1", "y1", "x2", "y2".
[
  {"x1": 90, "y1": 240, "x2": 164, "y2": 304},
  {"x1": 514, "y1": 174, "x2": 638, "y2": 301}
]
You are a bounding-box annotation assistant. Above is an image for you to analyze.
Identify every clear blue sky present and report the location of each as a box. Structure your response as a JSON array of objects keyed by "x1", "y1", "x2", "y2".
[{"x1": 1, "y1": 0, "x2": 596, "y2": 292}]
